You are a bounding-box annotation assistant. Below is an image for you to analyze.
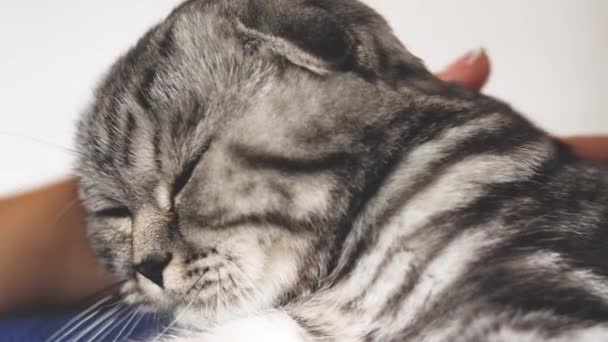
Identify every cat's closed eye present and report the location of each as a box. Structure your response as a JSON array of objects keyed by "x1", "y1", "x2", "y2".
[
  {"x1": 171, "y1": 153, "x2": 204, "y2": 199},
  {"x1": 95, "y1": 206, "x2": 131, "y2": 219},
  {"x1": 170, "y1": 142, "x2": 211, "y2": 204}
]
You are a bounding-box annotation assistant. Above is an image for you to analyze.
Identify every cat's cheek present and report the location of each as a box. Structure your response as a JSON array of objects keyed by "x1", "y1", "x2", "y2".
[{"x1": 86, "y1": 218, "x2": 133, "y2": 278}]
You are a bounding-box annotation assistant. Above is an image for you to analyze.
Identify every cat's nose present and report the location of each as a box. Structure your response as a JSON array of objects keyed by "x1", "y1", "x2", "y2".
[{"x1": 135, "y1": 252, "x2": 172, "y2": 288}]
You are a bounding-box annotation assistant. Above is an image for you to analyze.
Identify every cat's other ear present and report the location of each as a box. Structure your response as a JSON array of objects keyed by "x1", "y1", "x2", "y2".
[{"x1": 235, "y1": 0, "x2": 355, "y2": 75}]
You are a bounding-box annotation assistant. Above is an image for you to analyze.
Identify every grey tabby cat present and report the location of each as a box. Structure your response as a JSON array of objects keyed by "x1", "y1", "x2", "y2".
[{"x1": 74, "y1": 0, "x2": 608, "y2": 341}]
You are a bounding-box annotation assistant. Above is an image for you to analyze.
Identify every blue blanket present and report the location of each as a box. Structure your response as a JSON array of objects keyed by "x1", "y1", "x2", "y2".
[{"x1": 0, "y1": 309, "x2": 169, "y2": 341}]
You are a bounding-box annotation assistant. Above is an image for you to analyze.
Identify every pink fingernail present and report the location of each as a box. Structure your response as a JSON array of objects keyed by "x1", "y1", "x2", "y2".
[{"x1": 465, "y1": 47, "x2": 486, "y2": 65}]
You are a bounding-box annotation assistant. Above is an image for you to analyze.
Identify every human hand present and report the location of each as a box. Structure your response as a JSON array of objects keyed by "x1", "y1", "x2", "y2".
[
  {"x1": 437, "y1": 48, "x2": 491, "y2": 92},
  {"x1": 436, "y1": 49, "x2": 608, "y2": 161}
]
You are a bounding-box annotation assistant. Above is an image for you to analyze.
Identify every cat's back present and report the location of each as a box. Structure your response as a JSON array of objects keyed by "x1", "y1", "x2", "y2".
[{"x1": 394, "y1": 118, "x2": 608, "y2": 341}]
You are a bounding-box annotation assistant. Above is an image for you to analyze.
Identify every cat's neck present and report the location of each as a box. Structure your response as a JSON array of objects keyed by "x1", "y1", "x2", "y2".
[{"x1": 324, "y1": 81, "x2": 506, "y2": 281}]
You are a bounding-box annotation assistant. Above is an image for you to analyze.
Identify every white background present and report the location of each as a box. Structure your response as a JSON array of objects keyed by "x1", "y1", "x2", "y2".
[{"x1": 1, "y1": 0, "x2": 607, "y2": 195}]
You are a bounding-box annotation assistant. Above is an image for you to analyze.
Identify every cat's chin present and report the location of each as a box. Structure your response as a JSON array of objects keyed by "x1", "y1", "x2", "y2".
[
  {"x1": 120, "y1": 277, "x2": 273, "y2": 325},
  {"x1": 120, "y1": 274, "x2": 207, "y2": 311},
  {"x1": 171, "y1": 307, "x2": 217, "y2": 329}
]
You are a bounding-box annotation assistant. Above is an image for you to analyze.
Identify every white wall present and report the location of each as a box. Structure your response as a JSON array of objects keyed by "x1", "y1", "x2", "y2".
[
  {"x1": 369, "y1": 0, "x2": 608, "y2": 135},
  {"x1": 1, "y1": 0, "x2": 607, "y2": 195}
]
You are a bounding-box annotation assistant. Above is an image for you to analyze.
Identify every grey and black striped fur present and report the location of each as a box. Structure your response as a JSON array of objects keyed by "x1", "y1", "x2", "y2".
[{"x1": 75, "y1": 0, "x2": 608, "y2": 341}]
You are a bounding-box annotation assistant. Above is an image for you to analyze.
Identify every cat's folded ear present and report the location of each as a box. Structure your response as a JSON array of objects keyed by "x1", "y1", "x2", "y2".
[{"x1": 235, "y1": 0, "x2": 355, "y2": 75}]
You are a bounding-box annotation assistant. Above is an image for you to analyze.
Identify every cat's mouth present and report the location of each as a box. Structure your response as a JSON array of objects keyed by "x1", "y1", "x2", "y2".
[
  {"x1": 120, "y1": 279, "x2": 174, "y2": 311},
  {"x1": 119, "y1": 259, "x2": 261, "y2": 319}
]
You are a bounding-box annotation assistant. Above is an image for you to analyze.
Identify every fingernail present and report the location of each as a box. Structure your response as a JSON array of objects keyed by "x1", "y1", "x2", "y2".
[{"x1": 464, "y1": 47, "x2": 486, "y2": 65}]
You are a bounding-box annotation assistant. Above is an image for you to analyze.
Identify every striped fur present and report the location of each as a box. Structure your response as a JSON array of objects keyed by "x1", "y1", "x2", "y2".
[{"x1": 75, "y1": 0, "x2": 608, "y2": 341}]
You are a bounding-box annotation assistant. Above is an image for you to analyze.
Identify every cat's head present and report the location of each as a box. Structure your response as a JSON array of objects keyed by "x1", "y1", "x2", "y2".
[{"x1": 75, "y1": 0, "x2": 431, "y2": 321}]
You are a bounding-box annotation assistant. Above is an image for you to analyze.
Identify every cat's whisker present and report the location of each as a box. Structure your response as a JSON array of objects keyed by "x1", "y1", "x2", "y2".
[
  {"x1": 91, "y1": 306, "x2": 140, "y2": 342},
  {"x1": 151, "y1": 311, "x2": 161, "y2": 337},
  {"x1": 222, "y1": 260, "x2": 272, "y2": 319},
  {"x1": 236, "y1": 273, "x2": 262, "y2": 303},
  {"x1": 49, "y1": 281, "x2": 128, "y2": 341},
  {"x1": 45, "y1": 295, "x2": 114, "y2": 342},
  {"x1": 85, "y1": 305, "x2": 131, "y2": 342},
  {"x1": 225, "y1": 272, "x2": 249, "y2": 313},
  {"x1": 226, "y1": 260, "x2": 265, "y2": 302},
  {"x1": 216, "y1": 269, "x2": 222, "y2": 322},
  {"x1": 107, "y1": 307, "x2": 139, "y2": 342},
  {"x1": 117, "y1": 310, "x2": 146, "y2": 342},
  {"x1": 225, "y1": 265, "x2": 258, "y2": 315},
  {"x1": 0, "y1": 132, "x2": 83, "y2": 157},
  {"x1": 151, "y1": 270, "x2": 208, "y2": 341},
  {"x1": 67, "y1": 305, "x2": 123, "y2": 342},
  {"x1": 225, "y1": 265, "x2": 254, "y2": 299},
  {"x1": 232, "y1": 279, "x2": 259, "y2": 318},
  {"x1": 47, "y1": 197, "x2": 81, "y2": 232}
]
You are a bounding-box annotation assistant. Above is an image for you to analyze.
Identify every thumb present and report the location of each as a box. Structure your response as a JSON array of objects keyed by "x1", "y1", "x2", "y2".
[{"x1": 437, "y1": 48, "x2": 491, "y2": 92}]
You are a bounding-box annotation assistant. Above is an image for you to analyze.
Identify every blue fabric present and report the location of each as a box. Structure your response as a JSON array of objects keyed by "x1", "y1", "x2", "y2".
[{"x1": 0, "y1": 309, "x2": 169, "y2": 341}]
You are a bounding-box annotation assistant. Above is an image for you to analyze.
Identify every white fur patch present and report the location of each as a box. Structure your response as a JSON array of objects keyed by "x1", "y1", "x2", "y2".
[
  {"x1": 160, "y1": 311, "x2": 307, "y2": 342},
  {"x1": 156, "y1": 181, "x2": 172, "y2": 212}
]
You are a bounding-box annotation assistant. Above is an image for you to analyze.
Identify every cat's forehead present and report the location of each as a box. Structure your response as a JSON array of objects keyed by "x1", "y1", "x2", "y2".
[{"x1": 75, "y1": 7, "x2": 270, "y2": 193}]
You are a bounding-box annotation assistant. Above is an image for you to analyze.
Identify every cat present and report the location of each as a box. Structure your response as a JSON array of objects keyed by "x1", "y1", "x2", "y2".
[{"x1": 74, "y1": 0, "x2": 608, "y2": 341}]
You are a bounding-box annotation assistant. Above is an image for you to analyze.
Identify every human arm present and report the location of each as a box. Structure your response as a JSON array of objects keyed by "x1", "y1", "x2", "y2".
[{"x1": 0, "y1": 179, "x2": 113, "y2": 315}]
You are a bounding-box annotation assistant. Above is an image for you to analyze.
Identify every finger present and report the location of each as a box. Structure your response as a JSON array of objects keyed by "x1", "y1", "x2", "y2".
[
  {"x1": 437, "y1": 48, "x2": 491, "y2": 92},
  {"x1": 562, "y1": 136, "x2": 608, "y2": 161}
]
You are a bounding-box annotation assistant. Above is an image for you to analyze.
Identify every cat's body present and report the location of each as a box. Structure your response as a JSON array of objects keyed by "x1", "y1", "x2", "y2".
[{"x1": 74, "y1": 0, "x2": 608, "y2": 341}]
